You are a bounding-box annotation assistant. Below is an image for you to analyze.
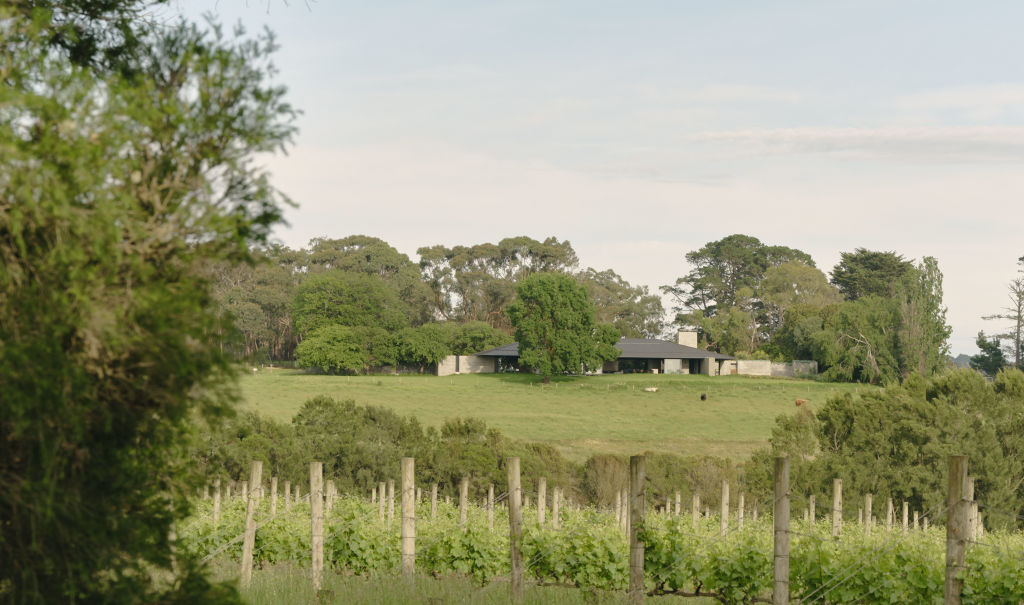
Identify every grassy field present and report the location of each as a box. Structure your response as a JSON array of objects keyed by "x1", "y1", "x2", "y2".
[
  {"x1": 214, "y1": 562, "x2": 713, "y2": 604},
  {"x1": 238, "y1": 371, "x2": 872, "y2": 462}
]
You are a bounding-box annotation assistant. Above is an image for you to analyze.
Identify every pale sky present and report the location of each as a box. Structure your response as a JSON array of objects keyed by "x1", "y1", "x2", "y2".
[{"x1": 174, "y1": 1, "x2": 1024, "y2": 355}]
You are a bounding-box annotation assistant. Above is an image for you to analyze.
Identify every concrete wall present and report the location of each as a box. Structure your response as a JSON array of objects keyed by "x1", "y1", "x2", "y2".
[
  {"x1": 735, "y1": 359, "x2": 818, "y2": 377},
  {"x1": 664, "y1": 358, "x2": 683, "y2": 374},
  {"x1": 736, "y1": 360, "x2": 772, "y2": 376},
  {"x1": 719, "y1": 360, "x2": 737, "y2": 375},
  {"x1": 437, "y1": 355, "x2": 496, "y2": 377}
]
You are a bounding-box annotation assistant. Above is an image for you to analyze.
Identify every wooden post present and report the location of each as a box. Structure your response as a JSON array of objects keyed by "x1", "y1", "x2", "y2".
[
  {"x1": 629, "y1": 455, "x2": 645, "y2": 605},
  {"x1": 488, "y1": 484, "x2": 495, "y2": 530},
  {"x1": 460, "y1": 476, "x2": 469, "y2": 528},
  {"x1": 966, "y1": 477, "x2": 977, "y2": 542},
  {"x1": 378, "y1": 481, "x2": 386, "y2": 522},
  {"x1": 675, "y1": 490, "x2": 681, "y2": 517},
  {"x1": 886, "y1": 497, "x2": 893, "y2": 531},
  {"x1": 401, "y1": 457, "x2": 415, "y2": 575},
  {"x1": 692, "y1": 493, "x2": 700, "y2": 530},
  {"x1": 284, "y1": 481, "x2": 291, "y2": 512},
  {"x1": 270, "y1": 476, "x2": 278, "y2": 518},
  {"x1": 325, "y1": 480, "x2": 335, "y2": 519},
  {"x1": 212, "y1": 478, "x2": 221, "y2": 526},
  {"x1": 720, "y1": 480, "x2": 730, "y2": 537},
  {"x1": 240, "y1": 461, "x2": 262, "y2": 587},
  {"x1": 858, "y1": 508, "x2": 863, "y2": 525},
  {"x1": 914, "y1": 510, "x2": 919, "y2": 530},
  {"x1": 431, "y1": 483, "x2": 438, "y2": 521},
  {"x1": 624, "y1": 488, "x2": 630, "y2": 535},
  {"x1": 241, "y1": 481, "x2": 248, "y2": 502},
  {"x1": 616, "y1": 490, "x2": 622, "y2": 527},
  {"x1": 738, "y1": 492, "x2": 745, "y2": 531},
  {"x1": 553, "y1": 487, "x2": 561, "y2": 529},
  {"x1": 538, "y1": 477, "x2": 547, "y2": 525},
  {"x1": 387, "y1": 479, "x2": 395, "y2": 529},
  {"x1": 809, "y1": 494, "x2": 816, "y2": 525},
  {"x1": 773, "y1": 457, "x2": 790, "y2": 605},
  {"x1": 508, "y1": 457, "x2": 523, "y2": 603},
  {"x1": 864, "y1": 494, "x2": 872, "y2": 536},
  {"x1": 416, "y1": 487, "x2": 422, "y2": 503},
  {"x1": 903, "y1": 501, "x2": 909, "y2": 533},
  {"x1": 945, "y1": 455, "x2": 968, "y2": 605},
  {"x1": 310, "y1": 461, "x2": 324, "y2": 593},
  {"x1": 203, "y1": 483, "x2": 209, "y2": 500},
  {"x1": 371, "y1": 486, "x2": 376, "y2": 504},
  {"x1": 832, "y1": 478, "x2": 842, "y2": 537}
]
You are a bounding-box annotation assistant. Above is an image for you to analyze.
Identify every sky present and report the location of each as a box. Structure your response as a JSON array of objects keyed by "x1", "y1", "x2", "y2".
[{"x1": 172, "y1": 1, "x2": 1024, "y2": 355}]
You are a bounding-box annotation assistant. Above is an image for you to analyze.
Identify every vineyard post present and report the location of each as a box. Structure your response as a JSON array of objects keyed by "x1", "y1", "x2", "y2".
[
  {"x1": 371, "y1": 486, "x2": 376, "y2": 504},
  {"x1": 675, "y1": 490, "x2": 681, "y2": 517},
  {"x1": 616, "y1": 490, "x2": 622, "y2": 526},
  {"x1": 773, "y1": 456, "x2": 790, "y2": 605},
  {"x1": 270, "y1": 476, "x2": 278, "y2": 518},
  {"x1": 692, "y1": 494, "x2": 700, "y2": 530},
  {"x1": 832, "y1": 478, "x2": 842, "y2": 537},
  {"x1": 965, "y1": 477, "x2": 977, "y2": 542},
  {"x1": 809, "y1": 494, "x2": 815, "y2": 526},
  {"x1": 431, "y1": 483, "x2": 438, "y2": 521},
  {"x1": 914, "y1": 510, "x2": 919, "y2": 530},
  {"x1": 488, "y1": 484, "x2": 495, "y2": 530},
  {"x1": 902, "y1": 501, "x2": 909, "y2": 533},
  {"x1": 508, "y1": 457, "x2": 523, "y2": 603},
  {"x1": 326, "y1": 480, "x2": 335, "y2": 519},
  {"x1": 240, "y1": 460, "x2": 262, "y2": 588},
  {"x1": 241, "y1": 481, "x2": 248, "y2": 502},
  {"x1": 460, "y1": 476, "x2": 469, "y2": 528},
  {"x1": 388, "y1": 479, "x2": 395, "y2": 529},
  {"x1": 378, "y1": 481, "x2": 386, "y2": 522},
  {"x1": 945, "y1": 455, "x2": 969, "y2": 605},
  {"x1": 858, "y1": 509, "x2": 863, "y2": 525},
  {"x1": 886, "y1": 498, "x2": 893, "y2": 531},
  {"x1": 212, "y1": 478, "x2": 221, "y2": 526},
  {"x1": 401, "y1": 457, "x2": 415, "y2": 576},
  {"x1": 628, "y1": 455, "x2": 645, "y2": 605},
  {"x1": 285, "y1": 481, "x2": 292, "y2": 512},
  {"x1": 416, "y1": 487, "x2": 422, "y2": 503},
  {"x1": 864, "y1": 494, "x2": 872, "y2": 536},
  {"x1": 538, "y1": 477, "x2": 547, "y2": 525},
  {"x1": 720, "y1": 480, "x2": 729, "y2": 537},
  {"x1": 310, "y1": 461, "x2": 324, "y2": 593},
  {"x1": 738, "y1": 492, "x2": 745, "y2": 531},
  {"x1": 553, "y1": 487, "x2": 561, "y2": 529}
]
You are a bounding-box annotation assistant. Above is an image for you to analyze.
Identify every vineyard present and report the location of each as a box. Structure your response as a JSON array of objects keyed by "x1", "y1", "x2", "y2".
[{"x1": 181, "y1": 476, "x2": 1024, "y2": 603}]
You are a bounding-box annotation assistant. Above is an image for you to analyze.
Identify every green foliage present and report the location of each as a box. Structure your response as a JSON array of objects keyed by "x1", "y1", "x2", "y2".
[
  {"x1": 750, "y1": 368, "x2": 1024, "y2": 526},
  {"x1": 291, "y1": 271, "x2": 409, "y2": 337},
  {"x1": 418, "y1": 236, "x2": 578, "y2": 326},
  {"x1": 1, "y1": 7, "x2": 293, "y2": 602},
  {"x1": 578, "y1": 267, "x2": 665, "y2": 338},
  {"x1": 507, "y1": 273, "x2": 620, "y2": 381},
  {"x1": 971, "y1": 331, "x2": 1007, "y2": 376},
  {"x1": 830, "y1": 248, "x2": 915, "y2": 300},
  {"x1": 446, "y1": 320, "x2": 512, "y2": 355},
  {"x1": 397, "y1": 324, "x2": 453, "y2": 373},
  {"x1": 295, "y1": 325, "x2": 370, "y2": 373}
]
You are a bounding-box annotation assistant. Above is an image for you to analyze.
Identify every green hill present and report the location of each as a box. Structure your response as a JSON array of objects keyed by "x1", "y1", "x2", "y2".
[{"x1": 238, "y1": 371, "x2": 872, "y2": 462}]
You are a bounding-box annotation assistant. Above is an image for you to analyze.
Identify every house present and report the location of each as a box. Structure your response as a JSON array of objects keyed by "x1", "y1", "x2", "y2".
[{"x1": 436, "y1": 330, "x2": 737, "y2": 376}]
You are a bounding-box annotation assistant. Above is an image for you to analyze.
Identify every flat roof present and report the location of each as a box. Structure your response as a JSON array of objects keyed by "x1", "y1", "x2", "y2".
[{"x1": 476, "y1": 338, "x2": 735, "y2": 360}]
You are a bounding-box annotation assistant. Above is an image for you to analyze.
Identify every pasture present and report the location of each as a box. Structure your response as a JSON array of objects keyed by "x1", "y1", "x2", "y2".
[{"x1": 238, "y1": 372, "x2": 871, "y2": 461}]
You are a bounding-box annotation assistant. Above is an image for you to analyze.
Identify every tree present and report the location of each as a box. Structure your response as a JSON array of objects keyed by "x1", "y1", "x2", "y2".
[
  {"x1": 971, "y1": 331, "x2": 1007, "y2": 376},
  {"x1": 761, "y1": 262, "x2": 842, "y2": 338},
  {"x1": 982, "y1": 257, "x2": 1024, "y2": 369},
  {"x1": 578, "y1": 268, "x2": 664, "y2": 338},
  {"x1": 830, "y1": 248, "x2": 914, "y2": 300},
  {"x1": 506, "y1": 273, "x2": 619, "y2": 383},
  {"x1": 446, "y1": 320, "x2": 512, "y2": 355},
  {"x1": 418, "y1": 236, "x2": 578, "y2": 325},
  {"x1": 397, "y1": 324, "x2": 452, "y2": 373},
  {"x1": 290, "y1": 271, "x2": 409, "y2": 336},
  {"x1": 1, "y1": 8, "x2": 294, "y2": 602},
  {"x1": 295, "y1": 325, "x2": 369, "y2": 374}
]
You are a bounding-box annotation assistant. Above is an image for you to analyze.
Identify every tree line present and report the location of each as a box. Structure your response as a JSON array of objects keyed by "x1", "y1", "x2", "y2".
[{"x1": 221, "y1": 232, "x2": 963, "y2": 385}]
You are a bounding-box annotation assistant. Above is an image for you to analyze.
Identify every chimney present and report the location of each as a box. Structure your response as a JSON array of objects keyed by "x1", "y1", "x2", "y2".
[{"x1": 677, "y1": 330, "x2": 698, "y2": 348}]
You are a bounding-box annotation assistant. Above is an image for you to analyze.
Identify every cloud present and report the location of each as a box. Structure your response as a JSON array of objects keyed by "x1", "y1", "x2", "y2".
[
  {"x1": 894, "y1": 84, "x2": 1024, "y2": 121},
  {"x1": 689, "y1": 126, "x2": 1024, "y2": 162}
]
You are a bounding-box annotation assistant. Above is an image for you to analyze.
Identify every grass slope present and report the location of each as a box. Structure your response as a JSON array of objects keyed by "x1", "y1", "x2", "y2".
[{"x1": 238, "y1": 371, "x2": 870, "y2": 462}]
